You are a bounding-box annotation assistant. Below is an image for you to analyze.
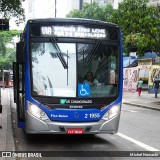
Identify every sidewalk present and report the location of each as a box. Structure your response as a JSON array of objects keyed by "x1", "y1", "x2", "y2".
[
  {"x1": 123, "y1": 91, "x2": 160, "y2": 111},
  {"x1": 0, "y1": 88, "x2": 15, "y2": 160}
]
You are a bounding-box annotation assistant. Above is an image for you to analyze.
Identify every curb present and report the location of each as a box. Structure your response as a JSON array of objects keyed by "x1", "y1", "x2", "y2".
[
  {"x1": 123, "y1": 102, "x2": 160, "y2": 111},
  {"x1": 0, "y1": 89, "x2": 15, "y2": 160}
]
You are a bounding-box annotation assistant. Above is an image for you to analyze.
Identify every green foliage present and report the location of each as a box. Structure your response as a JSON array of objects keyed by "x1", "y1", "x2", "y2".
[
  {"x1": 0, "y1": 30, "x2": 20, "y2": 69},
  {"x1": 0, "y1": 38, "x2": 6, "y2": 56},
  {"x1": 67, "y1": 2, "x2": 114, "y2": 21},
  {"x1": 0, "y1": 0, "x2": 24, "y2": 22},
  {"x1": 0, "y1": 30, "x2": 20, "y2": 43},
  {"x1": 67, "y1": 0, "x2": 160, "y2": 56},
  {"x1": 111, "y1": 0, "x2": 160, "y2": 55}
]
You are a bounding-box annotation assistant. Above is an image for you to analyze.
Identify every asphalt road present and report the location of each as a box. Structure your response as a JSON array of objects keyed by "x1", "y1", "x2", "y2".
[{"x1": 8, "y1": 88, "x2": 160, "y2": 160}]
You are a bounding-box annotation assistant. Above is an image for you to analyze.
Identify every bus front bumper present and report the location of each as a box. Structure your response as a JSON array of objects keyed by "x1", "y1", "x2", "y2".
[{"x1": 25, "y1": 110, "x2": 120, "y2": 134}]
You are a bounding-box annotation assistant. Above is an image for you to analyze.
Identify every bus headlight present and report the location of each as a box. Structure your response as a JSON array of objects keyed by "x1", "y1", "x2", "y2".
[
  {"x1": 102, "y1": 104, "x2": 120, "y2": 121},
  {"x1": 28, "y1": 103, "x2": 49, "y2": 121}
]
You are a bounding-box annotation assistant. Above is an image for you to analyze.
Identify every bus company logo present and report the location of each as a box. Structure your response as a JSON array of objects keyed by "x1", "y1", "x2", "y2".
[
  {"x1": 60, "y1": 99, "x2": 70, "y2": 104},
  {"x1": 74, "y1": 112, "x2": 79, "y2": 118},
  {"x1": 60, "y1": 99, "x2": 67, "y2": 104}
]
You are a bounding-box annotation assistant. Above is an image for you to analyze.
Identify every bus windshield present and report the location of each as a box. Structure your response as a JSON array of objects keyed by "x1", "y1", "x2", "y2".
[{"x1": 31, "y1": 41, "x2": 119, "y2": 98}]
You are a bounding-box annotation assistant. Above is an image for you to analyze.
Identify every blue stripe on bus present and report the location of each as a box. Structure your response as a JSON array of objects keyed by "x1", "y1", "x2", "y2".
[
  {"x1": 25, "y1": 96, "x2": 122, "y2": 122},
  {"x1": 18, "y1": 121, "x2": 25, "y2": 128}
]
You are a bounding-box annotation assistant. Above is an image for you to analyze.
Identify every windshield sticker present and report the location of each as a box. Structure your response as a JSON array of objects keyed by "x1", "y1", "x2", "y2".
[
  {"x1": 78, "y1": 84, "x2": 90, "y2": 97},
  {"x1": 60, "y1": 99, "x2": 67, "y2": 104}
]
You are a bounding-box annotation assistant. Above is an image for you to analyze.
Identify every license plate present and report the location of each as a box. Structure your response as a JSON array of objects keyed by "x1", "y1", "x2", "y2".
[{"x1": 66, "y1": 128, "x2": 84, "y2": 134}]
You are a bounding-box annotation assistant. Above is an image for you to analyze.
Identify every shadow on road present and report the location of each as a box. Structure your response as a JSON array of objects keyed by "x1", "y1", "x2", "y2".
[{"x1": 24, "y1": 134, "x2": 112, "y2": 145}]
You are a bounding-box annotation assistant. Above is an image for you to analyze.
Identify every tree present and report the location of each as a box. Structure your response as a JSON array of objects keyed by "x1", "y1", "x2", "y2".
[
  {"x1": 0, "y1": 0, "x2": 24, "y2": 22},
  {"x1": 0, "y1": 30, "x2": 20, "y2": 70},
  {"x1": 67, "y1": 2, "x2": 114, "y2": 22},
  {"x1": 110, "y1": 0, "x2": 160, "y2": 55}
]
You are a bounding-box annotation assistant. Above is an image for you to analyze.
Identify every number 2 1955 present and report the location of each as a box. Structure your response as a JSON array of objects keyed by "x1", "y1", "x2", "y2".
[{"x1": 85, "y1": 113, "x2": 100, "y2": 119}]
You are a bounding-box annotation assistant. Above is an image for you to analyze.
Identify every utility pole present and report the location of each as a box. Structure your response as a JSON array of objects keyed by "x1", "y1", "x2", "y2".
[
  {"x1": 157, "y1": 2, "x2": 160, "y2": 11},
  {"x1": 2, "y1": 67, "x2": 4, "y2": 89},
  {"x1": 55, "y1": 0, "x2": 57, "y2": 18},
  {"x1": 80, "y1": 0, "x2": 83, "y2": 10},
  {"x1": 0, "y1": 79, "x2": 2, "y2": 129},
  {"x1": 0, "y1": 87, "x2": 2, "y2": 113}
]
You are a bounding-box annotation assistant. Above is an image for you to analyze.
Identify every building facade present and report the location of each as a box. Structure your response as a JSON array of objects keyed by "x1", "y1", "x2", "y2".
[
  {"x1": 67, "y1": 0, "x2": 81, "y2": 12},
  {"x1": 25, "y1": 0, "x2": 55, "y2": 20},
  {"x1": 83, "y1": 0, "x2": 160, "y2": 9},
  {"x1": 83, "y1": 0, "x2": 124, "y2": 9},
  {"x1": 25, "y1": 0, "x2": 82, "y2": 20},
  {"x1": 94, "y1": 0, "x2": 114, "y2": 7},
  {"x1": 117, "y1": 0, "x2": 160, "y2": 6},
  {"x1": 149, "y1": 0, "x2": 160, "y2": 6},
  {"x1": 83, "y1": 0, "x2": 114, "y2": 6}
]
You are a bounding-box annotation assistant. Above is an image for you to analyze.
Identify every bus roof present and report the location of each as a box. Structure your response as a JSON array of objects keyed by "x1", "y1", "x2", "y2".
[{"x1": 26, "y1": 18, "x2": 119, "y2": 28}]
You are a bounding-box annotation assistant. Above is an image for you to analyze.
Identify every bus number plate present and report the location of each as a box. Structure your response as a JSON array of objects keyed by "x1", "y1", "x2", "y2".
[{"x1": 66, "y1": 128, "x2": 84, "y2": 134}]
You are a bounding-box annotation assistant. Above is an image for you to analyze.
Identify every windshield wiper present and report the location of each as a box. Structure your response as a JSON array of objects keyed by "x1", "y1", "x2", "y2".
[
  {"x1": 50, "y1": 37, "x2": 68, "y2": 69},
  {"x1": 85, "y1": 39, "x2": 102, "y2": 65}
]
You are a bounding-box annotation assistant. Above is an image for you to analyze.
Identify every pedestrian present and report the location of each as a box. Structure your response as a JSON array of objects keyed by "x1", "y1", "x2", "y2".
[
  {"x1": 153, "y1": 76, "x2": 160, "y2": 98},
  {"x1": 137, "y1": 79, "x2": 143, "y2": 97}
]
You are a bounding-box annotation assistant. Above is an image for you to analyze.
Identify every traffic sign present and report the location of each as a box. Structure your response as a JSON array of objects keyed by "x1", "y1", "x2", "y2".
[{"x1": 0, "y1": 19, "x2": 9, "y2": 30}]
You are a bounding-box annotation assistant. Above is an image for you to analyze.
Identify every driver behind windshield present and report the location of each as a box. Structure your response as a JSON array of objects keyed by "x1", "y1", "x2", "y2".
[{"x1": 83, "y1": 71, "x2": 99, "y2": 86}]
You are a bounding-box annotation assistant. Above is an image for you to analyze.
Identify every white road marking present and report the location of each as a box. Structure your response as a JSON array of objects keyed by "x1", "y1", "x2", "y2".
[
  {"x1": 117, "y1": 132, "x2": 160, "y2": 151},
  {"x1": 129, "y1": 110, "x2": 138, "y2": 113}
]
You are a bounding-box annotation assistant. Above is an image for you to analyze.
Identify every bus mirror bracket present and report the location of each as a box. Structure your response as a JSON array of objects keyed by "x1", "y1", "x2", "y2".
[
  {"x1": 16, "y1": 42, "x2": 25, "y2": 64},
  {"x1": 13, "y1": 62, "x2": 18, "y2": 103},
  {"x1": 13, "y1": 62, "x2": 25, "y2": 121}
]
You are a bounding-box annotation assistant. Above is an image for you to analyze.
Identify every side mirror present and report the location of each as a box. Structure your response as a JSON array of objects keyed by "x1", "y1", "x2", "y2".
[
  {"x1": 0, "y1": 104, "x2": 2, "y2": 113},
  {"x1": 0, "y1": 87, "x2": 2, "y2": 113},
  {"x1": 13, "y1": 62, "x2": 17, "y2": 103}
]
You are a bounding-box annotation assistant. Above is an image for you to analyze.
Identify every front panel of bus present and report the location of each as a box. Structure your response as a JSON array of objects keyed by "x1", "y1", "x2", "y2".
[{"x1": 22, "y1": 19, "x2": 122, "y2": 134}]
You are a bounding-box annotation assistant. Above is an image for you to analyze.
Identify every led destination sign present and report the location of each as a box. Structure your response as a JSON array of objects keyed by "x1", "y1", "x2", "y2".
[{"x1": 41, "y1": 25, "x2": 107, "y2": 39}]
